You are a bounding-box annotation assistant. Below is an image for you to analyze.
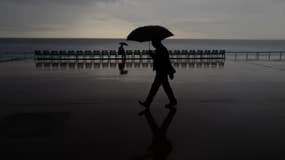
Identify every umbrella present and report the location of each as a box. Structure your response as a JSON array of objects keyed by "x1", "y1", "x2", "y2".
[
  {"x1": 119, "y1": 42, "x2": 128, "y2": 46},
  {"x1": 127, "y1": 25, "x2": 174, "y2": 42}
]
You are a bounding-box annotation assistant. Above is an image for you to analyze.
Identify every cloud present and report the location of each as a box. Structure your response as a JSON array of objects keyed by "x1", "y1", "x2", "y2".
[
  {"x1": 0, "y1": 0, "x2": 285, "y2": 38},
  {"x1": 0, "y1": 0, "x2": 117, "y2": 5},
  {"x1": 0, "y1": 0, "x2": 121, "y2": 36}
]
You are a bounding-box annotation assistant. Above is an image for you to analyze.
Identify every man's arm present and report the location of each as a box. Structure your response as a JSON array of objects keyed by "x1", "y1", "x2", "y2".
[
  {"x1": 167, "y1": 60, "x2": 176, "y2": 80},
  {"x1": 148, "y1": 50, "x2": 154, "y2": 58}
]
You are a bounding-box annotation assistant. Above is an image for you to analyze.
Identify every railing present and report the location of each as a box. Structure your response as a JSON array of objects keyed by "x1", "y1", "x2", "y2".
[
  {"x1": 226, "y1": 51, "x2": 285, "y2": 61},
  {"x1": 34, "y1": 50, "x2": 285, "y2": 61}
]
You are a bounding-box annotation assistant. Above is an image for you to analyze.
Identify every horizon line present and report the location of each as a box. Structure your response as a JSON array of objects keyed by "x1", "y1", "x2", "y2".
[{"x1": 0, "y1": 37, "x2": 285, "y2": 41}]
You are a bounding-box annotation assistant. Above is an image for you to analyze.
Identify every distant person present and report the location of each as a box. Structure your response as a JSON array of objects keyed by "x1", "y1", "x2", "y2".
[
  {"x1": 118, "y1": 42, "x2": 128, "y2": 75},
  {"x1": 118, "y1": 42, "x2": 127, "y2": 61},
  {"x1": 139, "y1": 39, "x2": 177, "y2": 108}
]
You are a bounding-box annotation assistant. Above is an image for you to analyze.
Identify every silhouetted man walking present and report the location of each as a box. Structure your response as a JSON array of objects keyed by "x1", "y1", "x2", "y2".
[{"x1": 139, "y1": 40, "x2": 177, "y2": 108}]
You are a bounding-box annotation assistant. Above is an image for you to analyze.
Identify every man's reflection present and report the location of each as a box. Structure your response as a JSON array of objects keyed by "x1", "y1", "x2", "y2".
[
  {"x1": 119, "y1": 59, "x2": 128, "y2": 75},
  {"x1": 133, "y1": 108, "x2": 176, "y2": 160}
]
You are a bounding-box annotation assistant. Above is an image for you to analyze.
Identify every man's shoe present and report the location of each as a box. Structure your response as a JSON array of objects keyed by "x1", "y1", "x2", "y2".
[
  {"x1": 138, "y1": 109, "x2": 149, "y2": 116},
  {"x1": 165, "y1": 100, "x2": 177, "y2": 109},
  {"x1": 138, "y1": 100, "x2": 150, "y2": 108}
]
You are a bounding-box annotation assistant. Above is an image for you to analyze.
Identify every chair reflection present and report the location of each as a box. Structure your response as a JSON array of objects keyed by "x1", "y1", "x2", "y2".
[
  {"x1": 131, "y1": 108, "x2": 177, "y2": 160},
  {"x1": 35, "y1": 59, "x2": 225, "y2": 70}
]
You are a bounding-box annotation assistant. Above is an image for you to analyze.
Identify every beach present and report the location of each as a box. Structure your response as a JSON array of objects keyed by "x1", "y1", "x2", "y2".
[{"x1": 0, "y1": 59, "x2": 284, "y2": 158}]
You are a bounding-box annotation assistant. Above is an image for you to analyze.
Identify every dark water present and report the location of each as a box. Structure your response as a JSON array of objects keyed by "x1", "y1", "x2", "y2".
[{"x1": 1, "y1": 38, "x2": 285, "y2": 60}]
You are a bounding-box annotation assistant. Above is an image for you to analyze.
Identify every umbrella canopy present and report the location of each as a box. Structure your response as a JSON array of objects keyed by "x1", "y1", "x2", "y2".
[
  {"x1": 119, "y1": 42, "x2": 128, "y2": 46},
  {"x1": 127, "y1": 25, "x2": 174, "y2": 42}
]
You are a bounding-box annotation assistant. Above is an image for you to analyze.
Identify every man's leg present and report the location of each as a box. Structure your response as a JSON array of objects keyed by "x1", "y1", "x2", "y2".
[
  {"x1": 142, "y1": 73, "x2": 162, "y2": 107},
  {"x1": 162, "y1": 75, "x2": 177, "y2": 105}
]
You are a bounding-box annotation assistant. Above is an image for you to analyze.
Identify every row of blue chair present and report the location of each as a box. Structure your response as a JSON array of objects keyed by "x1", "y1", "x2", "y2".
[{"x1": 35, "y1": 49, "x2": 226, "y2": 59}]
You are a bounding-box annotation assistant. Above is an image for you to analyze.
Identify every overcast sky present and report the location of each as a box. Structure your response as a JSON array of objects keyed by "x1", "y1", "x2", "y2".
[{"x1": 0, "y1": 0, "x2": 284, "y2": 39}]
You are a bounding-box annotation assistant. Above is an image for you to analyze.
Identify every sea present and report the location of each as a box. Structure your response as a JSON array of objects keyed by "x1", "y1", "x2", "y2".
[{"x1": 1, "y1": 38, "x2": 285, "y2": 60}]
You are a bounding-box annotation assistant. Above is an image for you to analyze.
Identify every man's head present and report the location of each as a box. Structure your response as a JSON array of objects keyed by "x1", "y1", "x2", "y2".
[{"x1": 151, "y1": 39, "x2": 162, "y2": 48}]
